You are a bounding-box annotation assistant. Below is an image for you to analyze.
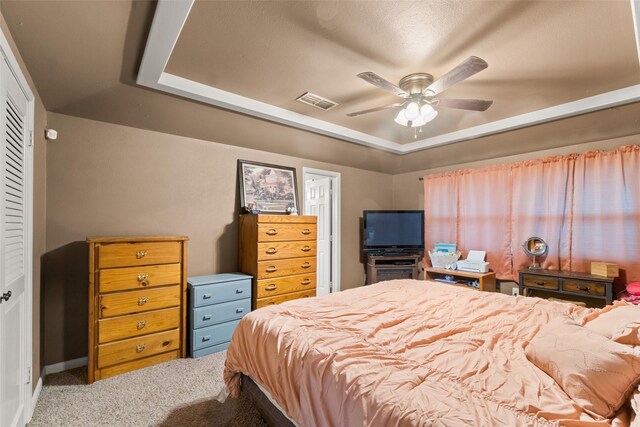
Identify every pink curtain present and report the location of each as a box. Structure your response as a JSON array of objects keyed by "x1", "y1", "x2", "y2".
[
  {"x1": 511, "y1": 156, "x2": 575, "y2": 277},
  {"x1": 571, "y1": 146, "x2": 640, "y2": 282},
  {"x1": 457, "y1": 165, "x2": 513, "y2": 280},
  {"x1": 423, "y1": 173, "x2": 457, "y2": 256}
]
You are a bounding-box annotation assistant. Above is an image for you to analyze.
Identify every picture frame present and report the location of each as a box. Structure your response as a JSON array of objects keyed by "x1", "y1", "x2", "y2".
[{"x1": 237, "y1": 160, "x2": 299, "y2": 214}]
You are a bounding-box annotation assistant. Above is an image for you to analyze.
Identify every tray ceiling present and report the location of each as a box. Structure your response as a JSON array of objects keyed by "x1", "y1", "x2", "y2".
[{"x1": 139, "y1": 0, "x2": 640, "y2": 153}]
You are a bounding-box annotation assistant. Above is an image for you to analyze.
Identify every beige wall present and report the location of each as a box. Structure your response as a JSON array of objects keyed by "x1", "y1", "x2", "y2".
[
  {"x1": 43, "y1": 113, "x2": 392, "y2": 365},
  {"x1": 0, "y1": 13, "x2": 47, "y2": 391},
  {"x1": 392, "y1": 134, "x2": 640, "y2": 210}
]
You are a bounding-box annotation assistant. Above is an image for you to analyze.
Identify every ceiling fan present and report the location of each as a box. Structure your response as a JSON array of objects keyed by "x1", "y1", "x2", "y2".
[{"x1": 347, "y1": 56, "x2": 493, "y2": 128}]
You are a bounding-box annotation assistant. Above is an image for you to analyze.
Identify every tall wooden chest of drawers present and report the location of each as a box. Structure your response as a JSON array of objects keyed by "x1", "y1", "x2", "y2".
[
  {"x1": 87, "y1": 236, "x2": 188, "y2": 383},
  {"x1": 239, "y1": 215, "x2": 317, "y2": 309},
  {"x1": 187, "y1": 273, "x2": 252, "y2": 358}
]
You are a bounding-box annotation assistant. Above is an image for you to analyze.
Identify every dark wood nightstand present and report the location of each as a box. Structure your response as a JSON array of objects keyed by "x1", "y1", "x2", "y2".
[{"x1": 518, "y1": 269, "x2": 614, "y2": 307}]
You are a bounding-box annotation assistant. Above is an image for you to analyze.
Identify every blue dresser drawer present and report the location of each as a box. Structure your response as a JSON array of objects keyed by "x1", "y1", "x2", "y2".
[
  {"x1": 192, "y1": 342, "x2": 230, "y2": 358},
  {"x1": 192, "y1": 319, "x2": 241, "y2": 350},
  {"x1": 191, "y1": 298, "x2": 251, "y2": 329},
  {"x1": 192, "y1": 279, "x2": 251, "y2": 307}
]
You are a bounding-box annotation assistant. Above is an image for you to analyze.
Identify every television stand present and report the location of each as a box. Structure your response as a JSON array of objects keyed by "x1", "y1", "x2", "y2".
[{"x1": 366, "y1": 254, "x2": 420, "y2": 285}]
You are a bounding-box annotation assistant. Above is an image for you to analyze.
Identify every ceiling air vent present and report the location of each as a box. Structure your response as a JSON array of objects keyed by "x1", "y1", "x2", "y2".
[{"x1": 295, "y1": 92, "x2": 339, "y2": 111}]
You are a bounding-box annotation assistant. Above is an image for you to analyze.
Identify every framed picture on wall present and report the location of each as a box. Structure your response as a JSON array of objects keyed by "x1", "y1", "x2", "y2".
[{"x1": 238, "y1": 160, "x2": 299, "y2": 214}]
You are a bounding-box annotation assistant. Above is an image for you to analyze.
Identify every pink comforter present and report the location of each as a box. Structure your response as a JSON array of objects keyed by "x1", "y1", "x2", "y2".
[{"x1": 224, "y1": 280, "x2": 634, "y2": 426}]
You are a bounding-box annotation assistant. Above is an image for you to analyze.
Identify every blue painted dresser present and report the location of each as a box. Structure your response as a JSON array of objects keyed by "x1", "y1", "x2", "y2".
[{"x1": 187, "y1": 273, "x2": 252, "y2": 358}]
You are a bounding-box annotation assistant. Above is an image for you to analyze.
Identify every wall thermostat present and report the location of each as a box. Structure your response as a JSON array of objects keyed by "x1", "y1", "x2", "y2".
[{"x1": 45, "y1": 129, "x2": 57, "y2": 140}]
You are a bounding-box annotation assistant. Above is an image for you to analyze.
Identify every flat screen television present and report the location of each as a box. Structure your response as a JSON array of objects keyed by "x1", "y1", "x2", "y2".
[{"x1": 363, "y1": 210, "x2": 424, "y2": 254}]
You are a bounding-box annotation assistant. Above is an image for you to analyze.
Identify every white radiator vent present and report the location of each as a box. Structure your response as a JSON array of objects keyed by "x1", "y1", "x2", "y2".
[{"x1": 295, "y1": 92, "x2": 338, "y2": 111}]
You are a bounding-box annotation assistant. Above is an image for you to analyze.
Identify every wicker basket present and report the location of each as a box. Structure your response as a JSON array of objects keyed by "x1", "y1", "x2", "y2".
[{"x1": 428, "y1": 250, "x2": 461, "y2": 269}]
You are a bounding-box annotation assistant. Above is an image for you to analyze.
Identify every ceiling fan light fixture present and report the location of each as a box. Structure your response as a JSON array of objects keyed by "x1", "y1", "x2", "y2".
[
  {"x1": 404, "y1": 102, "x2": 420, "y2": 120},
  {"x1": 394, "y1": 109, "x2": 409, "y2": 126}
]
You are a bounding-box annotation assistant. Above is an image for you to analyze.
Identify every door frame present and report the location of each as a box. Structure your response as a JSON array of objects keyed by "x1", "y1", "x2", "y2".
[
  {"x1": 0, "y1": 26, "x2": 35, "y2": 423},
  {"x1": 302, "y1": 167, "x2": 341, "y2": 293}
]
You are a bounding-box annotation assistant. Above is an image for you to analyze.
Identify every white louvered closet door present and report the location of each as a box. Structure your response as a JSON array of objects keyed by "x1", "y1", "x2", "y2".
[{"x1": 0, "y1": 57, "x2": 29, "y2": 427}]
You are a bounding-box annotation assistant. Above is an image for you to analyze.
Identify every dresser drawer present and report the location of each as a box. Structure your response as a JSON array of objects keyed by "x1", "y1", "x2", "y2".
[
  {"x1": 97, "y1": 328, "x2": 179, "y2": 368},
  {"x1": 98, "y1": 263, "x2": 181, "y2": 293},
  {"x1": 192, "y1": 342, "x2": 229, "y2": 358},
  {"x1": 522, "y1": 275, "x2": 559, "y2": 290},
  {"x1": 100, "y1": 351, "x2": 179, "y2": 381},
  {"x1": 255, "y1": 289, "x2": 316, "y2": 309},
  {"x1": 256, "y1": 257, "x2": 316, "y2": 280},
  {"x1": 562, "y1": 280, "x2": 606, "y2": 297},
  {"x1": 98, "y1": 307, "x2": 181, "y2": 344},
  {"x1": 97, "y1": 241, "x2": 181, "y2": 269},
  {"x1": 257, "y1": 223, "x2": 317, "y2": 242},
  {"x1": 257, "y1": 241, "x2": 317, "y2": 261},
  {"x1": 100, "y1": 285, "x2": 180, "y2": 318},
  {"x1": 191, "y1": 279, "x2": 251, "y2": 307},
  {"x1": 256, "y1": 273, "x2": 316, "y2": 298},
  {"x1": 192, "y1": 299, "x2": 250, "y2": 329},
  {"x1": 192, "y1": 319, "x2": 241, "y2": 350}
]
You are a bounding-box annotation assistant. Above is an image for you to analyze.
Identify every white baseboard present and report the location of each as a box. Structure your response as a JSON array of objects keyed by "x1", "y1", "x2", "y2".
[
  {"x1": 28, "y1": 372, "x2": 43, "y2": 422},
  {"x1": 43, "y1": 357, "x2": 88, "y2": 376}
]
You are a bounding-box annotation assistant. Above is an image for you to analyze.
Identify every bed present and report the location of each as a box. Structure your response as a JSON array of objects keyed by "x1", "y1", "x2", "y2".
[{"x1": 222, "y1": 279, "x2": 640, "y2": 426}]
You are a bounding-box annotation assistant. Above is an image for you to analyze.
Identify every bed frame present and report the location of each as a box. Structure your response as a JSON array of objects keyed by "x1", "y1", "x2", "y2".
[{"x1": 241, "y1": 374, "x2": 295, "y2": 427}]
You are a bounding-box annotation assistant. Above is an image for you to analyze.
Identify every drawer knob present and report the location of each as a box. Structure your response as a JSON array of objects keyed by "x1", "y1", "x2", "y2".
[
  {"x1": 535, "y1": 281, "x2": 546, "y2": 286},
  {"x1": 577, "y1": 285, "x2": 589, "y2": 292},
  {"x1": 202, "y1": 294, "x2": 212, "y2": 299},
  {"x1": 136, "y1": 343, "x2": 146, "y2": 353},
  {"x1": 300, "y1": 278, "x2": 311, "y2": 285},
  {"x1": 136, "y1": 320, "x2": 147, "y2": 330},
  {"x1": 301, "y1": 229, "x2": 311, "y2": 235},
  {"x1": 138, "y1": 297, "x2": 149, "y2": 306},
  {"x1": 236, "y1": 308, "x2": 244, "y2": 313},
  {"x1": 162, "y1": 340, "x2": 171, "y2": 347},
  {"x1": 301, "y1": 262, "x2": 311, "y2": 269},
  {"x1": 137, "y1": 273, "x2": 149, "y2": 281},
  {"x1": 203, "y1": 314, "x2": 212, "y2": 320},
  {"x1": 202, "y1": 336, "x2": 211, "y2": 342},
  {"x1": 265, "y1": 284, "x2": 277, "y2": 291},
  {"x1": 136, "y1": 250, "x2": 147, "y2": 259},
  {"x1": 266, "y1": 248, "x2": 278, "y2": 255},
  {"x1": 235, "y1": 289, "x2": 244, "y2": 294},
  {"x1": 266, "y1": 266, "x2": 277, "y2": 273},
  {"x1": 266, "y1": 229, "x2": 278, "y2": 236},
  {"x1": 301, "y1": 246, "x2": 311, "y2": 252}
]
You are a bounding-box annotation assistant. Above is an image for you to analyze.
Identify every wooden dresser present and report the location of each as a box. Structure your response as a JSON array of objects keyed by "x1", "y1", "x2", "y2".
[
  {"x1": 239, "y1": 215, "x2": 317, "y2": 309},
  {"x1": 87, "y1": 236, "x2": 188, "y2": 383},
  {"x1": 519, "y1": 269, "x2": 614, "y2": 307}
]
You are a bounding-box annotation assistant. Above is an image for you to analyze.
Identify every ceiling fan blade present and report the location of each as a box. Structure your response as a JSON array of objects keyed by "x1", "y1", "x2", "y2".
[
  {"x1": 424, "y1": 56, "x2": 488, "y2": 96},
  {"x1": 346, "y1": 102, "x2": 404, "y2": 117},
  {"x1": 436, "y1": 98, "x2": 493, "y2": 111},
  {"x1": 357, "y1": 72, "x2": 409, "y2": 98}
]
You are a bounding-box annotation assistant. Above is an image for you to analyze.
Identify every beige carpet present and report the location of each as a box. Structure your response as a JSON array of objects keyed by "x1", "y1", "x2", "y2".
[{"x1": 29, "y1": 351, "x2": 267, "y2": 426}]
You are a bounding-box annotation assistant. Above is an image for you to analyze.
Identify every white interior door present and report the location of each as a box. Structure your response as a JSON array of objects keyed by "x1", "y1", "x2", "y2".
[
  {"x1": 0, "y1": 58, "x2": 30, "y2": 427},
  {"x1": 305, "y1": 176, "x2": 332, "y2": 296}
]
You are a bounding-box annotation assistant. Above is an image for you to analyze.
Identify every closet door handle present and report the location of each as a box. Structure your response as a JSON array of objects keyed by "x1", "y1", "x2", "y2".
[{"x1": 266, "y1": 229, "x2": 278, "y2": 236}]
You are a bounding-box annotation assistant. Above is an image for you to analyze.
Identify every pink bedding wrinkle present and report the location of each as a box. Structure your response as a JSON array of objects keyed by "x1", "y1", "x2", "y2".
[{"x1": 224, "y1": 280, "x2": 639, "y2": 426}]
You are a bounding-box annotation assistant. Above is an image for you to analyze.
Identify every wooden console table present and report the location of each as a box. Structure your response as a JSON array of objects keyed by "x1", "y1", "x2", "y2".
[
  {"x1": 366, "y1": 254, "x2": 420, "y2": 285},
  {"x1": 518, "y1": 269, "x2": 614, "y2": 306},
  {"x1": 424, "y1": 267, "x2": 496, "y2": 292}
]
